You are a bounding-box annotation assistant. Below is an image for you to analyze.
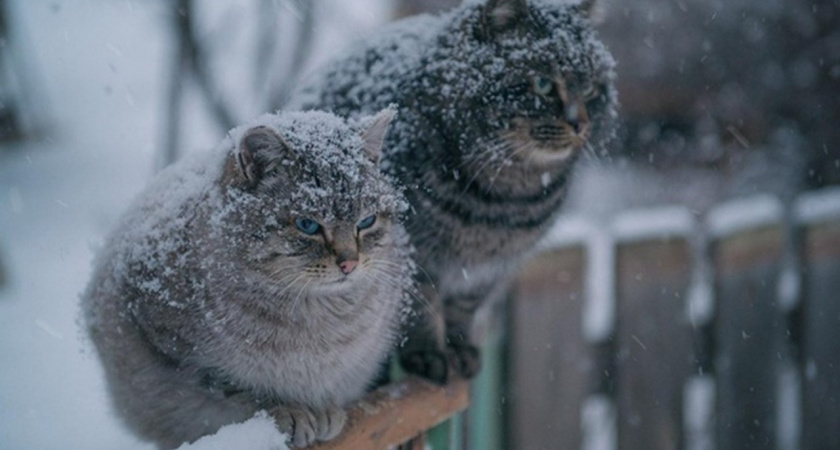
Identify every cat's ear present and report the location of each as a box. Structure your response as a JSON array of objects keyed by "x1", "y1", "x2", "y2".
[
  {"x1": 577, "y1": 0, "x2": 604, "y2": 24},
  {"x1": 237, "y1": 125, "x2": 289, "y2": 187},
  {"x1": 360, "y1": 108, "x2": 396, "y2": 164},
  {"x1": 483, "y1": 0, "x2": 529, "y2": 33}
]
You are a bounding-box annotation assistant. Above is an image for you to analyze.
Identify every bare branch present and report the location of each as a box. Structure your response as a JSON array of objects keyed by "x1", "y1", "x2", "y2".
[
  {"x1": 253, "y1": 0, "x2": 280, "y2": 91},
  {"x1": 175, "y1": 0, "x2": 237, "y2": 131},
  {"x1": 156, "y1": 35, "x2": 187, "y2": 171},
  {"x1": 267, "y1": 0, "x2": 316, "y2": 110}
]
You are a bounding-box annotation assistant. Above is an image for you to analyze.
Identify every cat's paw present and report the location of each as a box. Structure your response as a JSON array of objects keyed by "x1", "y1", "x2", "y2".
[
  {"x1": 399, "y1": 348, "x2": 450, "y2": 384},
  {"x1": 272, "y1": 405, "x2": 347, "y2": 447},
  {"x1": 446, "y1": 342, "x2": 482, "y2": 379},
  {"x1": 273, "y1": 406, "x2": 318, "y2": 448},
  {"x1": 313, "y1": 405, "x2": 347, "y2": 441}
]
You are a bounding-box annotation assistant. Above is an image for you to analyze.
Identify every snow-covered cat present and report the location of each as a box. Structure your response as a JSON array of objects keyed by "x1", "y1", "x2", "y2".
[
  {"x1": 82, "y1": 110, "x2": 413, "y2": 448},
  {"x1": 290, "y1": 0, "x2": 618, "y2": 382}
]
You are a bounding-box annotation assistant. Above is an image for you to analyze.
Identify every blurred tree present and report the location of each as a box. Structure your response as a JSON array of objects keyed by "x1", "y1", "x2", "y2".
[
  {"x1": 598, "y1": 0, "x2": 840, "y2": 189},
  {"x1": 157, "y1": 0, "x2": 316, "y2": 170},
  {"x1": 0, "y1": 245, "x2": 5, "y2": 289},
  {"x1": 0, "y1": 0, "x2": 45, "y2": 143},
  {"x1": 393, "y1": 0, "x2": 460, "y2": 18},
  {"x1": 0, "y1": 0, "x2": 21, "y2": 141}
]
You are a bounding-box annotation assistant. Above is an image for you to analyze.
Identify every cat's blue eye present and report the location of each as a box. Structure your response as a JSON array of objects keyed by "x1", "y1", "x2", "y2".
[
  {"x1": 357, "y1": 215, "x2": 377, "y2": 231},
  {"x1": 532, "y1": 76, "x2": 554, "y2": 96},
  {"x1": 295, "y1": 218, "x2": 321, "y2": 235}
]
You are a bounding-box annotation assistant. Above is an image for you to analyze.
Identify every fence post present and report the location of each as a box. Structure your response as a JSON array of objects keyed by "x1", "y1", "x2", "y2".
[
  {"x1": 508, "y1": 244, "x2": 592, "y2": 450},
  {"x1": 612, "y1": 207, "x2": 695, "y2": 450},
  {"x1": 708, "y1": 195, "x2": 788, "y2": 450},
  {"x1": 795, "y1": 187, "x2": 840, "y2": 450}
]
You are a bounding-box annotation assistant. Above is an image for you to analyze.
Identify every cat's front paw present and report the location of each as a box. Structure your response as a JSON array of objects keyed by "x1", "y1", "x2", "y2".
[
  {"x1": 272, "y1": 405, "x2": 346, "y2": 447},
  {"x1": 446, "y1": 342, "x2": 482, "y2": 379},
  {"x1": 399, "y1": 348, "x2": 450, "y2": 385},
  {"x1": 273, "y1": 406, "x2": 316, "y2": 448},
  {"x1": 314, "y1": 405, "x2": 347, "y2": 442}
]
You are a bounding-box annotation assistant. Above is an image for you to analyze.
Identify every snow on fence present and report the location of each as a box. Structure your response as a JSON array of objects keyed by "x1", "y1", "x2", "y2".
[{"x1": 508, "y1": 187, "x2": 840, "y2": 450}]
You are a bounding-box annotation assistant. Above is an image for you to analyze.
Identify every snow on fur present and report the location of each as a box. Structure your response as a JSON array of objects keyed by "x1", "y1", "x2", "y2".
[{"x1": 290, "y1": 0, "x2": 618, "y2": 170}]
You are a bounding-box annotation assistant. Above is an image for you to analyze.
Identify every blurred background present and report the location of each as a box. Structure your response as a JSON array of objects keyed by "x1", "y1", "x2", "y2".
[{"x1": 0, "y1": 0, "x2": 838, "y2": 449}]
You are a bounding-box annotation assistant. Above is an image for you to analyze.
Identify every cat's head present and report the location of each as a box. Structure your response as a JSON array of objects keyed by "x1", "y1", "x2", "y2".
[
  {"x1": 222, "y1": 109, "x2": 409, "y2": 294},
  {"x1": 427, "y1": 0, "x2": 617, "y2": 172}
]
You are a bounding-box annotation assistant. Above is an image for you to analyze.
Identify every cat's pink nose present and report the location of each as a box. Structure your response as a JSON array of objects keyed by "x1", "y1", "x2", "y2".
[{"x1": 339, "y1": 259, "x2": 357, "y2": 274}]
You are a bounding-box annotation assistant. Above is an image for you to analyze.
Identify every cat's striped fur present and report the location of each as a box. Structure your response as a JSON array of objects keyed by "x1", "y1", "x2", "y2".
[{"x1": 290, "y1": 0, "x2": 617, "y2": 382}]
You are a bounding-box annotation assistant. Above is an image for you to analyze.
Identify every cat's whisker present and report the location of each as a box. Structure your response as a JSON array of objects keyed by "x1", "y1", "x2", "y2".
[
  {"x1": 272, "y1": 273, "x2": 306, "y2": 299},
  {"x1": 581, "y1": 142, "x2": 603, "y2": 166},
  {"x1": 487, "y1": 141, "x2": 537, "y2": 190},
  {"x1": 464, "y1": 135, "x2": 511, "y2": 162},
  {"x1": 366, "y1": 258, "x2": 438, "y2": 293},
  {"x1": 462, "y1": 139, "x2": 515, "y2": 193},
  {"x1": 459, "y1": 138, "x2": 509, "y2": 170},
  {"x1": 460, "y1": 151, "x2": 501, "y2": 186},
  {"x1": 290, "y1": 278, "x2": 312, "y2": 319}
]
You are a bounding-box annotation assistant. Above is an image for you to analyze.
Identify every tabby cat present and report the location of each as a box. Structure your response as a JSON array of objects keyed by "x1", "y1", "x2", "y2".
[
  {"x1": 81, "y1": 110, "x2": 412, "y2": 448},
  {"x1": 290, "y1": 0, "x2": 618, "y2": 382}
]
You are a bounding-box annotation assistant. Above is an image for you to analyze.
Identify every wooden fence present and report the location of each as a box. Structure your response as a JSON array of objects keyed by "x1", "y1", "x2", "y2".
[
  {"x1": 508, "y1": 187, "x2": 840, "y2": 450},
  {"x1": 305, "y1": 187, "x2": 840, "y2": 450}
]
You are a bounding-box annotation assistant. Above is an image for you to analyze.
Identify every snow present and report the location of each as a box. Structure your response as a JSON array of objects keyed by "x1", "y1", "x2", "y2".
[
  {"x1": 175, "y1": 412, "x2": 289, "y2": 450},
  {"x1": 707, "y1": 194, "x2": 785, "y2": 237},
  {"x1": 583, "y1": 227, "x2": 616, "y2": 344},
  {"x1": 611, "y1": 205, "x2": 694, "y2": 242},
  {"x1": 290, "y1": 0, "x2": 619, "y2": 175},
  {"x1": 683, "y1": 375, "x2": 715, "y2": 450},
  {"x1": 685, "y1": 270, "x2": 715, "y2": 327},
  {"x1": 776, "y1": 260, "x2": 801, "y2": 312},
  {"x1": 0, "y1": 1, "x2": 392, "y2": 449},
  {"x1": 794, "y1": 185, "x2": 840, "y2": 225},
  {"x1": 539, "y1": 214, "x2": 595, "y2": 249},
  {"x1": 0, "y1": 2, "x2": 168, "y2": 448},
  {"x1": 581, "y1": 394, "x2": 616, "y2": 450}
]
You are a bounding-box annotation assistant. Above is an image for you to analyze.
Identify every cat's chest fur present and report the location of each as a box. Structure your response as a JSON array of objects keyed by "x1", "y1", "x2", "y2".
[
  {"x1": 202, "y1": 289, "x2": 394, "y2": 407},
  {"x1": 403, "y1": 149, "x2": 568, "y2": 272}
]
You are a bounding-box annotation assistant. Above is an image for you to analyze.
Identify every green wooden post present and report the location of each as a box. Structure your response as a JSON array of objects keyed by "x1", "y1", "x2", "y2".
[
  {"x1": 468, "y1": 318, "x2": 505, "y2": 450},
  {"x1": 426, "y1": 411, "x2": 459, "y2": 450}
]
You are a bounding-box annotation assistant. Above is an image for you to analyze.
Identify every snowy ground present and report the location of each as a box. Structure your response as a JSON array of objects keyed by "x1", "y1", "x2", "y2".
[{"x1": 0, "y1": 1, "x2": 387, "y2": 448}]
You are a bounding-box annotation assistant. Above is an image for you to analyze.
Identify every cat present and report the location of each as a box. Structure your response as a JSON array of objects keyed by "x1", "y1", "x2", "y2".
[
  {"x1": 81, "y1": 109, "x2": 413, "y2": 449},
  {"x1": 288, "y1": 0, "x2": 618, "y2": 383}
]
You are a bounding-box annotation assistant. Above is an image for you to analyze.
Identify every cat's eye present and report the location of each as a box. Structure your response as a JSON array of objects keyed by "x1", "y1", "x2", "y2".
[
  {"x1": 357, "y1": 214, "x2": 377, "y2": 231},
  {"x1": 582, "y1": 85, "x2": 599, "y2": 100},
  {"x1": 295, "y1": 218, "x2": 321, "y2": 235},
  {"x1": 532, "y1": 76, "x2": 554, "y2": 96}
]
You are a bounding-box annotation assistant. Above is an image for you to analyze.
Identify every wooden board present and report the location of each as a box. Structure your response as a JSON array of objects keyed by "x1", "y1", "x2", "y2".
[
  {"x1": 508, "y1": 247, "x2": 591, "y2": 450},
  {"x1": 615, "y1": 237, "x2": 693, "y2": 450},
  {"x1": 310, "y1": 377, "x2": 469, "y2": 450},
  {"x1": 714, "y1": 226, "x2": 785, "y2": 450},
  {"x1": 802, "y1": 221, "x2": 840, "y2": 450}
]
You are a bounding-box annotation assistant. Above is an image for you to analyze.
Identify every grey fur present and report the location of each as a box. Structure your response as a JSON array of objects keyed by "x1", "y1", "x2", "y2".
[
  {"x1": 81, "y1": 111, "x2": 413, "y2": 448},
  {"x1": 289, "y1": 0, "x2": 617, "y2": 382}
]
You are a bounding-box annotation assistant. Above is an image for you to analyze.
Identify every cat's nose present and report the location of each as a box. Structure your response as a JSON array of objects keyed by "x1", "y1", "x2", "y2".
[
  {"x1": 565, "y1": 103, "x2": 589, "y2": 136},
  {"x1": 339, "y1": 259, "x2": 358, "y2": 274}
]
